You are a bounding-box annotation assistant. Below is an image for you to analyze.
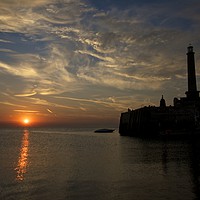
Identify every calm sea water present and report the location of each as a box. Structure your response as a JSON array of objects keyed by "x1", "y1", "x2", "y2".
[{"x1": 0, "y1": 128, "x2": 200, "y2": 200}]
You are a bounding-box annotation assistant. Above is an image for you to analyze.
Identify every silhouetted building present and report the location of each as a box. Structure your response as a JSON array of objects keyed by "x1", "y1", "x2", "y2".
[
  {"x1": 119, "y1": 45, "x2": 200, "y2": 137},
  {"x1": 186, "y1": 45, "x2": 199, "y2": 100},
  {"x1": 174, "y1": 45, "x2": 200, "y2": 107},
  {"x1": 160, "y1": 95, "x2": 166, "y2": 108}
]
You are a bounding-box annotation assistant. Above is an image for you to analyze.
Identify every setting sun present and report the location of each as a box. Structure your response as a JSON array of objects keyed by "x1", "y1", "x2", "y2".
[{"x1": 23, "y1": 119, "x2": 30, "y2": 125}]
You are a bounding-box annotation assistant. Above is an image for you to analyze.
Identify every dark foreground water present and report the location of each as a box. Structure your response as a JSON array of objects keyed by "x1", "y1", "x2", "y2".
[{"x1": 0, "y1": 128, "x2": 200, "y2": 200}]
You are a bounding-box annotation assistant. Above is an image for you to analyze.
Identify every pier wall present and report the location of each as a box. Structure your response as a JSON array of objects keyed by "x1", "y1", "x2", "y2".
[
  {"x1": 119, "y1": 107, "x2": 158, "y2": 136},
  {"x1": 119, "y1": 106, "x2": 197, "y2": 137}
]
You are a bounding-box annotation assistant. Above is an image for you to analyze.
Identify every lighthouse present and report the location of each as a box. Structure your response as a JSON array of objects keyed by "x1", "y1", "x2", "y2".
[{"x1": 185, "y1": 45, "x2": 199, "y2": 100}]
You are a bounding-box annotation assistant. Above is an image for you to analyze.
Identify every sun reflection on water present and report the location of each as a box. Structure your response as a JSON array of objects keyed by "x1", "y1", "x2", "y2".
[{"x1": 15, "y1": 129, "x2": 29, "y2": 181}]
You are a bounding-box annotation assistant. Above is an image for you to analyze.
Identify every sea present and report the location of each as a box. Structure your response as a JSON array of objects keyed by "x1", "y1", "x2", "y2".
[{"x1": 0, "y1": 127, "x2": 200, "y2": 200}]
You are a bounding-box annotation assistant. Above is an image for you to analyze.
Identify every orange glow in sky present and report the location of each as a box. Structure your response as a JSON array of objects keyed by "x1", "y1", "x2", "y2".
[{"x1": 23, "y1": 118, "x2": 30, "y2": 125}]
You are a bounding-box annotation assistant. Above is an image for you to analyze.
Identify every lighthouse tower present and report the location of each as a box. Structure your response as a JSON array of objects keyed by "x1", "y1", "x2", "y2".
[{"x1": 185, "y1": 45, "x2": 199, "y2": 100}]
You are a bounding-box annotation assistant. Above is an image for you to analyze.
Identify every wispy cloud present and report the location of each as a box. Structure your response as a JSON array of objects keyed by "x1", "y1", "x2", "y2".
[
  {"x1": 13, "y1": 110, "x2": 39, "y2": 113},
  {"x1": 47, "y1": 108, "x2": 53, "y2": 114},
  {"x1": 0, "y1": 49, "x2": 16, "y2": 53},
  {"x1": 0, "y1": 101, "x2": 26, "y2": 108},
  {"x1": 0, "y1": 39, "x2": 13, "y2": 43},
  {"x1": 1, "y1": 0, "x2": 200, "y2": 125},
  {"x1": 15, "y1": 92, "x2": 37, "y2": 97}
]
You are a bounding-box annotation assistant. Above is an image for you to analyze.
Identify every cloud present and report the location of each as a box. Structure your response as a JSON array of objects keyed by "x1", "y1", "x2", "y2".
[
  {"x1": 0, "y1": 39, "x2": 13, "y2": 43},
  {"x1": 15, "y1": 92, "x2": 37, "y2": 97},
  {"x1": 0, "y1": 49, "x2": 16, "y2": 53},
  {"x1": 13, "y1": 110, "x2": 39, "y2": 113},
  {"x1": 47, "y1": 108, "x2": 53, "y2": 113},
  {"x1": 0, "y1": 44, "x2": 78, "y2": 96},
  {"x1": 0, "y1": 101, "x2": 26, "y2": 108},
  {"x1": 0, "y1": 61, "x2": 39, "y2": 83},
  {"x1": 0, "y1": 0, "x2": 91, "y2": 49},
  {"x1": 0, "y1": 0, "x2": 52, "y2": 8},
  {"x1": 77, "y1": 50, "x2": 115, "y2": 63},
  {"x1": 1, "y1": 0, "x2": 200, "y2": 124},
  {"x1": 53, "y1": 95, "x2": 142, "y2": 112}
]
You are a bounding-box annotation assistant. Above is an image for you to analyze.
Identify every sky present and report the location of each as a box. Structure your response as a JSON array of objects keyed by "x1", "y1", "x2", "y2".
[{"x1": 1, "y1": 0, "x2": 200, "y2": 127}]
